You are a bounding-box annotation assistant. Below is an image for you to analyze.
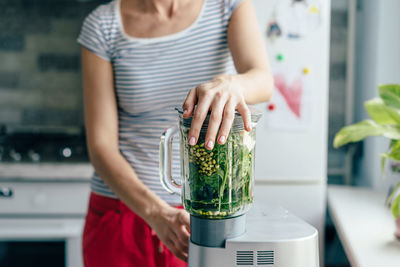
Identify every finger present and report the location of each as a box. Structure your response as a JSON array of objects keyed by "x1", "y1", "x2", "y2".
[
  {"x1": 165, "y1": 238, "x2": 188, "y2": 262},
  {"x1": 168, "y1": 223, "x2": 188, "y2": 251},
  {"x1": 182, "y1": 89, "x2": 197, "y2": 118},
  {"x1": 175, "y1": 224, "x2": 190, "y2": 245},
  {"x1": 205, "y1": 99, "x2": 225, "y2": 150},
  {"x1": 176, "y1": 231, "x2": 189, "y2": 252},
  {"x1": 179, "y1": 210, "x2": 190, "y2": 228},
  {"x1": 177, "y1": 251, "x2": 188, "y2": 262},
  {"x1": 176, "y1": 212, "x2": 190, "y2": 247},
  {"x1": 180, "y1": 224, "x2": 190, "y2": 240},
  {"x1": 188, "y1": 89, "x2": 213, "y2": 146},
  {"x1": 217, "y1": 101, "x2": 236, "y2": 145},
  {"x1": 173, "y1": 223, "x2": 189, "y2": 249},
  {"x1": 170, "y1": 238, "x2": 188, "y2": 262},
  {"x1": 236, "y1": 101, "x2": 252, "y2": 132}
]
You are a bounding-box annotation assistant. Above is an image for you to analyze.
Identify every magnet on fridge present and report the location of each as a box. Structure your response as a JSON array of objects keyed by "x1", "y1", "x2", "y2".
[
  {"x1": 303, "y1": 67, "x2": 310, "y2": 75},
  {"x1": 309, "y1": 5, "x2": 320, "y2": 14},
  {"x1": 268, "y1": 103, "x2": 276, "y2": 111},
  {"x1": 266, "y1": 21, "x2": 282, "y2": 41},
  {"x1": 276, "y1": 53, "x2": 284, "y2": 62}
]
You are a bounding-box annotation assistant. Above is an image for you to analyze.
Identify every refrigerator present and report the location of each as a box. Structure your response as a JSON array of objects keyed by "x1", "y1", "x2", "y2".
[{"x1": 251, "y1": 0, "x2": 331, "y2": 256}]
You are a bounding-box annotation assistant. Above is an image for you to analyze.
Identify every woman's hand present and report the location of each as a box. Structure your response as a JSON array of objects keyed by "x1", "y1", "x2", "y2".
[
  {"x1": 182, "y1": 75, "x2": 252, "y2": 150},
  {"x1": 181, "y1": 0, "x2": 275, "y2": 150},
  {"x1": 149, "y1": 206, "x2": 190, "y2": 262}
]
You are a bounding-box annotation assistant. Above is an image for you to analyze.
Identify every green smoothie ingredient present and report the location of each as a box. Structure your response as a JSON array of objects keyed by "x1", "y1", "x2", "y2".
[{"x1": 181, "y1": 129, "x2": 255, "y2": 219}]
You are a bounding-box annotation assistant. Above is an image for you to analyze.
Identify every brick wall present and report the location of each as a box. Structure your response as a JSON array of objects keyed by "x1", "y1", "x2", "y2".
[{"x1": 0, "y1": 0, "x2": 107, "y2": 131}]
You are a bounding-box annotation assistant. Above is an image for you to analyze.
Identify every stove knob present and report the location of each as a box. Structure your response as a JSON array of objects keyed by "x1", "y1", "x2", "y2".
[
  {"x1": 9, "y1": 149, "x2": 21, "y2": 162},
  {"x1": 0, "y1": 186, "x2": 13, "y2": 198},
  {"x1": 28, "y1": 150, "x2": 41, "y2": 162},
  {"x1": 61, "y1": 147, "x2": 72, "y2": 158}
]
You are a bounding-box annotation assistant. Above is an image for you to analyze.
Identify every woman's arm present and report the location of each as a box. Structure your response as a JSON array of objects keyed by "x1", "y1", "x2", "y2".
[
  {"x1": 227, "y1": 0, "x2": 274, "y2": 103},
  {"x1": 82, "y1": 47, "x2": 190, "y2": 261},
  {"x1": 182, "y1": 0, "x2": 273, "y2": 150}
]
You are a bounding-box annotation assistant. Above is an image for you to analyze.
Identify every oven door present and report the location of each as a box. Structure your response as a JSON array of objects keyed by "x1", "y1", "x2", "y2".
[{"x1": 0, "y1": 181, "x2": 90, "y2": 267}]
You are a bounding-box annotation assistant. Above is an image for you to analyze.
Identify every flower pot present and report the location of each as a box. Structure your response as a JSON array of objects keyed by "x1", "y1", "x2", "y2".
[{"x1": 396, "y1": 217, "x2": 400, "y2": 240}]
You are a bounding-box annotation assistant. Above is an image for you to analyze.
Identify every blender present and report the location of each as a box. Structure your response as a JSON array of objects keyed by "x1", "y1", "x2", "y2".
[{"x1": 160, "y1": 107, "x2": 319, "y2": 267}]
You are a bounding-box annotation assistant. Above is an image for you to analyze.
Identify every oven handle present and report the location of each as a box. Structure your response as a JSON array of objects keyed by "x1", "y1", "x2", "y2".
[{"x1": 0, "y1": 186, "x2": 13, "y2": 198}]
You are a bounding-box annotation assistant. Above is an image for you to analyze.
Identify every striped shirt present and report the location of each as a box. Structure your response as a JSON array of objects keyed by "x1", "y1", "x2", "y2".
[{"x1": 77, "y1": 0, "x2": 242, "y2": 205}]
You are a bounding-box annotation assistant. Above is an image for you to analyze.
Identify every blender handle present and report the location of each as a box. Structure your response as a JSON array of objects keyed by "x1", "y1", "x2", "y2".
[{"x1": 159, "y1": 125, "x2": 182, "y2": 195}]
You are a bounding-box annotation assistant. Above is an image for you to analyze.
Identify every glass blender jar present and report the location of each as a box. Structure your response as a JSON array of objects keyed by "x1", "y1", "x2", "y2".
[{"x1": 160, "y1": 107, "x2": 262, "y2": 220}]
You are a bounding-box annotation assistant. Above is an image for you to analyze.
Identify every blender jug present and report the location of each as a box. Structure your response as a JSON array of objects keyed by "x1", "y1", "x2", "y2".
[{"x1": 160, "y1": 107, "x2": 261, "y2": 219}]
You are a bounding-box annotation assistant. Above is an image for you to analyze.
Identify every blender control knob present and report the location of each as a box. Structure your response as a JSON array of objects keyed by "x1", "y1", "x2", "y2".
[{"x1": 9, "y1": 149, "x2": 21, "y2": 162}]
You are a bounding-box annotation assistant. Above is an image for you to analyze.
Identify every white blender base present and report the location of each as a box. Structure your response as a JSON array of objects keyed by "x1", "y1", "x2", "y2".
[{"x1": 188, "y1": 205, "x2": 319, "y2": 267}]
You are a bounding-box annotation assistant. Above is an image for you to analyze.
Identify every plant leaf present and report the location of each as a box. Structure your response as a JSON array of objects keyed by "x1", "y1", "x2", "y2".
[
  {"x1": 391, "y1": 194, "x2": 400, "y2": 219},
  {"x1": 380, "y1": 140, "x2": 400, "y2": 176},
  {"x1": 387, "y1": 182, "x2": 400, "y2": 205},
  {"x1": 365, "y1": 98, "x2": 400, "y2": 125},
  {"x1": 381, "y1": 155, "x2": 387, "y2": 176},
  {"x1": 385, "y1": 140, "x2": 400, "y2": 161},
  {"x1": 379, "y1": 84, "x2": 400, "y2": 109},
  {"x1": 333, "y1": 120, "x2": 400, "y2": 148}
]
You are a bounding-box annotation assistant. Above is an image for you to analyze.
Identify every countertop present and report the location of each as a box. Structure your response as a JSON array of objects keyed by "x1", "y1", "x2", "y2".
[
  {"x1": 328, "y1": 185, "x2": 400, "y2": 267},
  {"x1": 0, "y1": 163, "x2": 93, "y2": 182}
]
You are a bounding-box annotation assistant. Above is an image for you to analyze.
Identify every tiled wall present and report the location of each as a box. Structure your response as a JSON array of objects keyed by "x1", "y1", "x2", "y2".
[{"x1": 0, "y1": 0, "x2": 107, "y2": 132}]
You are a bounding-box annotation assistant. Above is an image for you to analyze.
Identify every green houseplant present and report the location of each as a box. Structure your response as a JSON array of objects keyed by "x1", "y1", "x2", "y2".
[{"x1": 334, "y1": 84, "x2": 400, "y2": 239}]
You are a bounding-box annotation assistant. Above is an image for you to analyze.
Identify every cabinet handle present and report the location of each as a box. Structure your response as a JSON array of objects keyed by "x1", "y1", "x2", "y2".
[{"x1": 0, "y1": 187, "x2": 13, "y2": 198}]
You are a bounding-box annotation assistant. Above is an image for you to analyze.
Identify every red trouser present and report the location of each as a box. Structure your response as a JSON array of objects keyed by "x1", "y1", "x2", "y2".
[{"x1": 82, "y1": 192, "x2": 187, "y2": 267}]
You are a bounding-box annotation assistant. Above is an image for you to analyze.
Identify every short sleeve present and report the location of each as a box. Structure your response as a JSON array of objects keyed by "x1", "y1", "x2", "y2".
[
  {"x1": 77, "y1": 7, "x2": 111, "y2": 61},
  {"x1": 225, "y1": 0, "x2": 245, "y2": 18}
]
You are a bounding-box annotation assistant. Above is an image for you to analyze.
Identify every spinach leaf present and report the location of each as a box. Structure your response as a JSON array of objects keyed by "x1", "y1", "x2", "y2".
[{"x1": 182, "y1": 129, "x2": 255, "y2": 218}]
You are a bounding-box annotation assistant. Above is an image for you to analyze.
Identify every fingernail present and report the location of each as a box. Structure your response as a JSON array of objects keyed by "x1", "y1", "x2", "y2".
[
  {"x1": 189, "y1": 137, "x2": 196, "y2": 146},
  {"x1": 248, "y1": 124, "x2": 252, "y2": 131},
  {"x1": 218, "y1": 136, "x2": 226, "y2": 144},
  {"x1": 183, "y1": 109, "x2": 188, "y2": 115},
  {"x1": 207, "y1": 140, "x2": 214, "y2": 149}
]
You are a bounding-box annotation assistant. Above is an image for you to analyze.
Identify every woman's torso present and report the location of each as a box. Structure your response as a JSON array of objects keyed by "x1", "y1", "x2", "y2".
[{"x1": 78, "y1": 0, "x2": 240, "y2": 204}]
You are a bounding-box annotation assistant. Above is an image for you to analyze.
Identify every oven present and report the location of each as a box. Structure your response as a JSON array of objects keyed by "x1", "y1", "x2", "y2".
[{"x1": 0, "y1": 133, "x2": 93, "y2": 267}]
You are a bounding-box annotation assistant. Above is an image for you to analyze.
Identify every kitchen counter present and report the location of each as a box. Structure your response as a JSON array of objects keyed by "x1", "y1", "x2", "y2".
[
  {"x1": 328, "y1": 185, "x2": 400, "y2": 267},
  {"x1": 0, "y1": 163, "x2": 93, "y2": 182}
]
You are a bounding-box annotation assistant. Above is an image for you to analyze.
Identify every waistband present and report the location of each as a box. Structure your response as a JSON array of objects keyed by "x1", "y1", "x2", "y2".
[{"x1": 88, "y1": 191, "x2": 183, "y2": 215}]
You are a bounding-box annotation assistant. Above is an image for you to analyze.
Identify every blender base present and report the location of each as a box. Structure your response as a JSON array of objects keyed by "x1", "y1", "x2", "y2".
[{"x1": 188, "y1": 204, "x2": 319, "y2": 267}]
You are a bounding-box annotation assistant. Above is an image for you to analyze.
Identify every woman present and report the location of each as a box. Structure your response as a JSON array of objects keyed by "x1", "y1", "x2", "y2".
[{"x1": 78, "y1": 0, "x2": 273, "y2": 266}]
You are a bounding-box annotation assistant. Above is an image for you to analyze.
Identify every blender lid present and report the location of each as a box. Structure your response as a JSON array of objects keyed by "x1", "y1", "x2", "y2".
[{"x1": 175, "y1": 106, "x2": 262, "y2": 131}]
